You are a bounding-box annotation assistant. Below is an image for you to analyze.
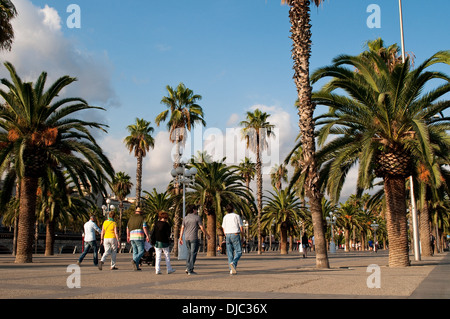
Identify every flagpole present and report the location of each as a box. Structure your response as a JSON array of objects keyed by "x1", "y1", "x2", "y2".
[{"x1": 399, "y1": 0, "x2": 421, "y2": 261}]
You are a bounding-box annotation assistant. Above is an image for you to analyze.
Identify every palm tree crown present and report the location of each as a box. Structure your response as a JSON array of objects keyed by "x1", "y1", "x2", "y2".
[{"x1": 155, "y1": 82, "x2": 206, "y2": 144}]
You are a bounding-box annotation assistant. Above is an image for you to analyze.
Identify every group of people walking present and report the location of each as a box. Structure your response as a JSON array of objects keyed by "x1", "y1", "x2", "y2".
[{"x1": 77, "y1": 203, "x2": 244, "y2": 275}]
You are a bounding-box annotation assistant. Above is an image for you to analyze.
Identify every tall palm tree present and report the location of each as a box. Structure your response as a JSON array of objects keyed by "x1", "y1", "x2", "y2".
[
  {"x1": 0, "y1": 0, "x2": 17, "y2": 51},
  {"x1": 311, "y1": 49, "x2": 450, "y2": 267},
  {"x1": 0, "y1": 62, "x2": 114, "y2": 263},
  {"x1": 187, "y1": 158, "x2": 254, "y2": 256},
  {"x1": 281, "y1": 0, "x2": 329, "y2": 268},
  {"x1": 124, "y1": 118, "x2": 155, "y2": 208},
  {"x1": 155, "y1": 82, "x2": 205, "y2": 256},
  {"x1": 240, "y1": 109, "x2": 275, "y2": 254},
  {"x1": 111, "y1": 171, "x2": 133, "y2": 243},
  {"x1": 261, "y1": 187, "x2": 303, "y2": 254}
]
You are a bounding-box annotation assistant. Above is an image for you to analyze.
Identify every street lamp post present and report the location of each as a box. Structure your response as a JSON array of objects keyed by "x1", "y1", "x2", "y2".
[
  {"x1": 371, "y1": 221, "x2": 379, "y2": 253},
  {"x1": 102, "y1": 198, "x2": 115, "y2": 218},
  {"x1": 326, "y1": 212, "x2": 337, "y2": 253},
  {"x1": 171, "y1": 158, "x2": 197, "y2": 260}
]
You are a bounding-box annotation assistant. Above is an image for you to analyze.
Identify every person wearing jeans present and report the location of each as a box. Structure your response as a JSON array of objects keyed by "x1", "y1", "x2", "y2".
[
  {"x1": 127, "y1": 207, "x2": 149, "y2": 271},
  {"x1": 179, "y1": 204, "x2": 210, "y2": 275},
  {"x1": 225, "y1": 234, "x2": 242, "y2": 273},
  {"x1": 222, "y1": 204, "x2": 244, "y2": 275},
  {"x1": 77, "y1": 215, "x2": 101, "y2": 266},
  {"x1": 185, "y1": 239, "x2": 199, "y2": 274}
]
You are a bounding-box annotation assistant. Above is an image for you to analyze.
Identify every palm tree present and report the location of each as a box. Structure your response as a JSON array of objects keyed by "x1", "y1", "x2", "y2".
[
  {"x1": 240, "y1": 109, "x2": 275, "y2": 254},
  {"x1": 187, "y1": 158, "x2": 254, "y2": 256},
  {"x1": 311, "y1": 49, "x2": 450, "y2": 267},
  {"x1": 336, "y1": 201, "x2": 359, "y2": 252},
  {"x1": 261, "y1": 187, "x2": 303, "y2": 254},
  {"x1": 111, "y1": 171, "x2": 133, "y2": 243},
  {"x1": 124, "y1": 118, "x2": 155, "y2": 208},
  {"x1": 237, "y1": 157, "x2": 256, "y2": 191},
  {"x1": 155, "y1": 82, "x2": 205, "y2": 256},
  {"x1": 36, "y1": 169, "x2": 96, "y2": 255},
  {"x1": 270, "y1": 164, "x2": 288, "y2": 191},
  {"x1": 0, "y1": 0, "x2": 17, "y2": 51},
  {"x1": 281, "y1": 0, "x2": 329, "y2": 268},
  {"x1": 0, "y1": 62, "x2": 114, "y2": 263},
  {"x1": 142, "y1": 188, "x2": 174, "y2": 232}
]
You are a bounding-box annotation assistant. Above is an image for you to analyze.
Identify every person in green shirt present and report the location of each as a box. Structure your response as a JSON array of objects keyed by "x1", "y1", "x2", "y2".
[{"x1": 127, "y1": 207, "x2": 149, "y2": 271}]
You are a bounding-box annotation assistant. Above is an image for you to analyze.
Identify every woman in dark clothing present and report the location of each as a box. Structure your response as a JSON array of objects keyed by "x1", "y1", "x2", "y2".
[
  {"x1": 152, "y1": 211, "x2": 175, "y2": 274},
  {"x1": 301, "y1": 233, "x2": 309, "y2": 258}
]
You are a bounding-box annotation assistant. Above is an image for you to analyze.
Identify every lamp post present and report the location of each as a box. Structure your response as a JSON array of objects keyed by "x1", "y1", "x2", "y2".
[
  {"x1": 171, "y1": 157, "x2": 197, "y2": 260},
  {"x1": 371, "y1": 221, "x2": 379, "y2": 253},
  {"x1": 326, "y1": 212, "x2": 337, "y2": 253},
  {"x1": 102, "y1": 198, "x2": 115, "y2": 217}
]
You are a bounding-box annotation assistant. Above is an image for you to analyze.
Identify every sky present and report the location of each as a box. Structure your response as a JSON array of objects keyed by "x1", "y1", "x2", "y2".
[{"x1": 1, "y1": 0, "x2": 449, "y2": 203}]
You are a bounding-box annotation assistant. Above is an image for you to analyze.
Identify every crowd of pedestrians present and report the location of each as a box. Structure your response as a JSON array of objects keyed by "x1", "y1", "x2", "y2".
[{"x1": 77, "y1": 204, "x2": 302, "y2": 275}]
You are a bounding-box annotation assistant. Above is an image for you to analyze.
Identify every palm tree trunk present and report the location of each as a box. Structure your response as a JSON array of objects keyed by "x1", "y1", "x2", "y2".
[
  {"x1": 256, "y1": 140, "x2": 263, "y2": 255},
  {"x1": 344, "y1": 229, "x2": 350, "y2": 252},
  {"x1": 136, "y1": 154, "x2": 143, "y2": 208},
  {"x1": 384, "y1": 176, "x2": 410, "y2": 267},
  {"x1": 206, "y1": 212, "x2": 216, "y2": 257},
  {"x1": 45, "y1": 219, "x2": 55, "y2": 256},
  {"x1": 172, "y1": 136, "x2": 182, "y2": 257},
  {"x1": 13, "y1": 182, "x2": 20, "y2": 256},
  {"x1": 280, "y1": 222, "x2": 288, "y2": 254},
  {"x1": 15, "y1": 176, "x2": 38, "y2": 263},
  {"x1": 419, "y1": 199, "x2": 433, "y2": 256},
  {"x1": 288, "y1": 0, "x2": 329, "y2": 268}
]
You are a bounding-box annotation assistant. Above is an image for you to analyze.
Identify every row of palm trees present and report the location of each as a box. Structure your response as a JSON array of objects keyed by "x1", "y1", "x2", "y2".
[
  {"x1": 2, "y1": 39, "x2": 450, "y2": 266},
  {"x1": 122, "y1": 81, "x2": 276, "y2": 257},
  {"x1": 2, "y1": 0, "x2": 450, "y2": 269}
]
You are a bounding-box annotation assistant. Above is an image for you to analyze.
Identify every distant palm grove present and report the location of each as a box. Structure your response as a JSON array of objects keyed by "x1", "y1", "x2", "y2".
[{"x1": 1, "y1": 0, "x2": 450, "y2": 269}]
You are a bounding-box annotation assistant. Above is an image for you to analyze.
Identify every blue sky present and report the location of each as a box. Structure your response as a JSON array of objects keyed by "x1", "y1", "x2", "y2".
[{"x1": 1, "y1": 0, "x2": 450, "y2": 200}]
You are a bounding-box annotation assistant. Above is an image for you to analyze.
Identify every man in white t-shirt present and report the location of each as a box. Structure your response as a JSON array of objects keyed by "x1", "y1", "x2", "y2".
[
  {"x1": 77, "y1": 215, "x2": 102, "y2": 266},
  {"x1": 221, "y1": 204, "x2": 243, "y2": 275}
]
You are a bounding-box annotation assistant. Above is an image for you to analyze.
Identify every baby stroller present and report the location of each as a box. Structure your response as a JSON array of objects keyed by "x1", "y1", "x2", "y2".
[{"x1": 140, "y1": 241, "x2": 155, "y2": 267}]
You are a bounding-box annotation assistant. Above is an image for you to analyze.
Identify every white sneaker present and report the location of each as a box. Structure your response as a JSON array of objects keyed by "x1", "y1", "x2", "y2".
[
  {"x1": 156, "y1": 270, "x2": 162, "y2": 275},
  {"x1": 230, "y1": 263, "x2": 237, "y2": 275},
  {"x1": 167, "y1": 269, "x2": 176, "y2": 274}
]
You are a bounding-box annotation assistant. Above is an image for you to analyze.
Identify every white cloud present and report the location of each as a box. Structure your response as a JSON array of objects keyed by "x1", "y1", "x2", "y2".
[
  {"x1": 100, "y1": 131, "x2": 176, "y2": 196},
  {"x1": 0, "y1": 0, "x2": 119, "y2": 112},
  {"x1": 40, "y1": 5, "x2": 62, "y2": 31},
  {"x1": 226, "y1": 113, "x2": 240, "y2": 126}
]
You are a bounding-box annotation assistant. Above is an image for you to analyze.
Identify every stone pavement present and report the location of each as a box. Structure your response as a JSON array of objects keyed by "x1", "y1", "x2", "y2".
[{"x1": 0, "y1": 248, "x2": 448, "y2": 301}]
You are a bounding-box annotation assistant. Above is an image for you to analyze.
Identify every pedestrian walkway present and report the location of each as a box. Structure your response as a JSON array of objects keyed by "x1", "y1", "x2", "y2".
[
  {"x1": 408, "y1": 250, "x2": 450, "y2": 299},
  {"x1": 0, "y1": 249, "x2": 448, "y2": 300}
]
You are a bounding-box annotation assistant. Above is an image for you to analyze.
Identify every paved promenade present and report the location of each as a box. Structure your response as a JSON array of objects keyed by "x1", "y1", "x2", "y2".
[{"x1": 0, "y1": 248, "x2": 448, "y2": 301}]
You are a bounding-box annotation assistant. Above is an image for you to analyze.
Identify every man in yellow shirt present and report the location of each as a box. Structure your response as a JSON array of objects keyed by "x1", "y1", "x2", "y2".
[{"x1": 99, "y1": 211, "x2": 120, "y2": 270}]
